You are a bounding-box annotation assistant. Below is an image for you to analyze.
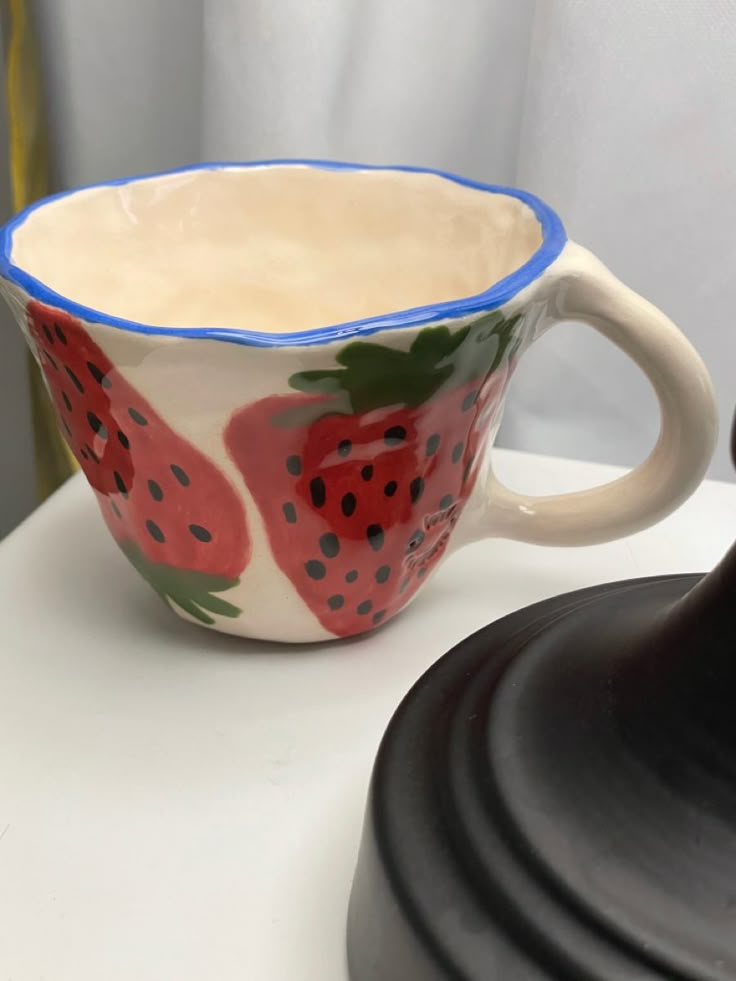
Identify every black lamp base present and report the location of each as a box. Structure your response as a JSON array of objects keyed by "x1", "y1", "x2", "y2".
[{"x1": 347, "y1": 572, "x2": 736, "y2": 980}]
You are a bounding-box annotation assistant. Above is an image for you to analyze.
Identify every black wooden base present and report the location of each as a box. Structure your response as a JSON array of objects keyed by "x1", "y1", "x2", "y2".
[{"x1": 347, "y1": 571, "x2": 736, "y2": 980}]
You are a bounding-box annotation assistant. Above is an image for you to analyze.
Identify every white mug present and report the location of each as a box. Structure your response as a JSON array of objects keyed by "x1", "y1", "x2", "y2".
[{"x1": 0, "y1": 161, "x2": 717, "y2": 642}]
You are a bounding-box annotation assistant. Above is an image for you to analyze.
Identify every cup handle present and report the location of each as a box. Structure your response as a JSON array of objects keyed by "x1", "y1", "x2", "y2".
[{"x1": 469, "y1": 242, "x2": 718, "y2": 547}]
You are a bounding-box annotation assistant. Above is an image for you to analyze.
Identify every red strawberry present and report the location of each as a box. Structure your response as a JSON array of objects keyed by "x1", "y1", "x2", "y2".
[
  {"x1": 225, "y1": 311, "x2": 520, "y2": 638},
  {"x1": 28, "y1": 302, "x2": 250, "y2": 625}
]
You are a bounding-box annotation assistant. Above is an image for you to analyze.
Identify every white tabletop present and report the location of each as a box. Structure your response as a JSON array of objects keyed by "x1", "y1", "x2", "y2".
[{"x1": 1, "y1": 449, "x2": 734, "y2": 981}]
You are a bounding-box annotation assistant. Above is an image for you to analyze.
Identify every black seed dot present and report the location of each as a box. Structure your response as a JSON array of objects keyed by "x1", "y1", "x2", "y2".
[
  {"x1": 341, "y1": 492, "x2": 356, "y2": 517},
  {"x1": 410, "y1": 477, "x2": 425, "y2": 503},
  {"x1": 42, "y1": 324, "x2": 53, "y2": 345},
  {"x1": 128, "y1": 407, "x2": 148, "y2": 426},
  {"x1": 283, "y1": 502, "x2": 297, "y2": 523},
  {"x1": 452, "y1": 442, "x2": 464, "y2": 463},
  {"x1": 146, "y1": 519, "x2": 165, "y2": 543},
  {"x1": 54, "y1": 323, "x2": 67, "y2": 344},
  {"x1": 80, "y1": 448, "x2": 89, "y2": 461},
  {"x1": 117, "y1": 430, "x2": 130, "y2": 450},
  {"x1": 461, "y1": 390, "x2": 479, "y2": 412},
  {"x1": 305, "y1": 559, "x2": 327, "y2": 580},
  {"x1": 113, "y1": 471, "x2": 128, "y2": 497},
  {"x1": 62, "y1": 419, "x2": 72, "y2": 439},
  {"x1": 62, "y1": 391, "x2": 72, "y2": 412},
  {"x1": 439, "y1": 494, "x2": 454, "y2": 510},
  {"x1": 309, "y1": 477, "x2": 326, "y2": 508},
  {"x1": 399, "y1": 577, "x2": 411, "y2": 593},
  {"x1": 110, "y1": 501, "x2": 121, "y2": 519},
  {"x1": 86, "y1": 444, "x2": 99, "y2": 464},
  {"x1": 384, "y1": 425, "x2": 407, "y2": 446},
  {"x1": 357, "y1": 600, "x2": 373, "y2": 615},
  {"x1": 418, "y1": 566, "x2": 428, "y2": 578},
  {"x1": 189, "y1": 524, "x2": 212, "y2": 542},
  {"x1": 87, "y1": 412, "x2": 108, "y2": 440},
  {"x1": 148, "y1": 479, "x2": 163, "y2": 502},
  {"x1": 426, "y1": 434, "x2": 441, "y2": 456},
  {"x1": 407, "y1": 529, "x2": 425, "y2": 552},
  {"x1": 87, "y1": 361, "x2": 111, "y2": 389},
  {"x1": 366, "y1": 524, "x2": 384, "y2": 551},
  {"x1": 361, "y1": 464, "x2": 374, "y2": 481},
  {"x1": 375, "y1": 565, "x2": 391, "y2": 584},
  {"x1": 337, "y1": 439, "x2": 352, "y2": 458},
  {"x1": 319, "y1": 532, "x2": 340, "y2": 558},
  {"x1": 65, "y1": 366, "x2": 84, "y2": 393},
  {"x1": 345, "y1": 569, "x2": 358, "y2": 583},
  {"x1": 45, "y1": 351, "x2": 58, "y2": 370},
  {"x1": 170, "y1": 464, "x2": 190, "y2": 487},
  {"x1": 372, "y1": 610, "x2": 387, "y2": 625},
  {"x1": 286, "y1": 455, "x2": 302, "y2": 476},
  {"x1": 384, "y1": 480, "x2": 398, "y2": 497},
  {"x1": 463, "y1": 458, "x2": 475, "y2": 483},
  {"x1": 327, "y1": 594, "x2": 345, "y2": 611}
]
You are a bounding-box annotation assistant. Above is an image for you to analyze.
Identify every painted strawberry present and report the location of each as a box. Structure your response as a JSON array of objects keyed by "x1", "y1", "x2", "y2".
[
  {"x1": 27, "y1": 301, "x2": 250, "y2": 625},
  {"x1": 225, "y1": 310, "x2": 521, "y2": 638}
]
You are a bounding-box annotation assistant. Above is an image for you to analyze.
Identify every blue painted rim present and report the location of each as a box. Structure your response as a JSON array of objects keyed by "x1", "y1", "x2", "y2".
[{"x1": 0, "y1": 159, "x2": 567, "y2": 348}]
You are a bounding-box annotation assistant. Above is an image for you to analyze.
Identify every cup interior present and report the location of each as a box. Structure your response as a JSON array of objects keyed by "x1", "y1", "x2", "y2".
[{"x1": 8, "y1": 164, "x2": 545, "y2": 334}]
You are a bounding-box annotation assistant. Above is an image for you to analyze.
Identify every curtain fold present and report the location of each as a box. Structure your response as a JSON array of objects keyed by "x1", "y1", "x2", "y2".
[{"x1": 2, "y1": 0, "x2": 77, "y2": 501}]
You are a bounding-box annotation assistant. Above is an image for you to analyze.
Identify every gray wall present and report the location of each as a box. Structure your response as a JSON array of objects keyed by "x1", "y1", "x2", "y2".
[{"x1": 0, "y1": 20, "x2": 36, "y2": 539}]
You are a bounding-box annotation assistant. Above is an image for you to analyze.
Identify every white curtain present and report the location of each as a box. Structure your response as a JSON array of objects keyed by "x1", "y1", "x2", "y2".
[{"x1": 28, "y1": 0, "x2": 736, "y2": 482}]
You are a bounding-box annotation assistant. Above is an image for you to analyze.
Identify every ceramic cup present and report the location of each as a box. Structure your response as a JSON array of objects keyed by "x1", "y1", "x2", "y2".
[{"x1": 0, "y1": 161, "x2": 717, "y2": 642}]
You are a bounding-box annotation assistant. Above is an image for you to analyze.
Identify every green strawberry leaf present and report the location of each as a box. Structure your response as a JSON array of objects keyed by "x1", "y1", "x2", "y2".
[
  {"x1": 169, "y1": 596, "x2": 216, "y2": 626},
  {"x1": 408, "y1": 322, "x2": 471, "y2": 360},
  {"x1": 119, "y1": 540, "x2": 242, "y2": 625},
  {"x1": 288, "y1": 373, "x2": 347, "y2": 395},
  {"x1": 194, "y1": 591, "x2": 243, "y2": 618},
  {"x1": 288, "y1": 309, "x2": 523, "y2": 416}
]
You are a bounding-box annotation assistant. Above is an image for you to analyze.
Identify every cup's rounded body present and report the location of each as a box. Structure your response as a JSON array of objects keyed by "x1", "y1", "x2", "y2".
[
  {"x1": 0, "y1": 286, "x2": 535, "y2": 643},
  {"x1": 0, "y1": 161, "x2": 715, "y2": 642}
]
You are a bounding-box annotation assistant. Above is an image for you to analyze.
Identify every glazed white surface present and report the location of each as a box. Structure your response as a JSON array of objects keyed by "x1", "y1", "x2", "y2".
[
  {"x1": 91, "y1": 305, "x2": 518, "y2": 643},
  {"x1": 0, "y1": 456, "x2": 734, "y2": 980}
]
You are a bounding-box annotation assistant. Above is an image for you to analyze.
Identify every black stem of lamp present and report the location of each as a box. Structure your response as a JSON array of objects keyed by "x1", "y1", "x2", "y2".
[{"x1": 347, "y1": 412, "x2": 736, "y2": 981}]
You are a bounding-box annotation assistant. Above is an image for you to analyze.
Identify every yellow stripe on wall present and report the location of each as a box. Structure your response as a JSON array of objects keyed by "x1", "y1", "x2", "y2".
[{"x1": 3, "y1": 0, "x2": 78, "y2": 500}]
